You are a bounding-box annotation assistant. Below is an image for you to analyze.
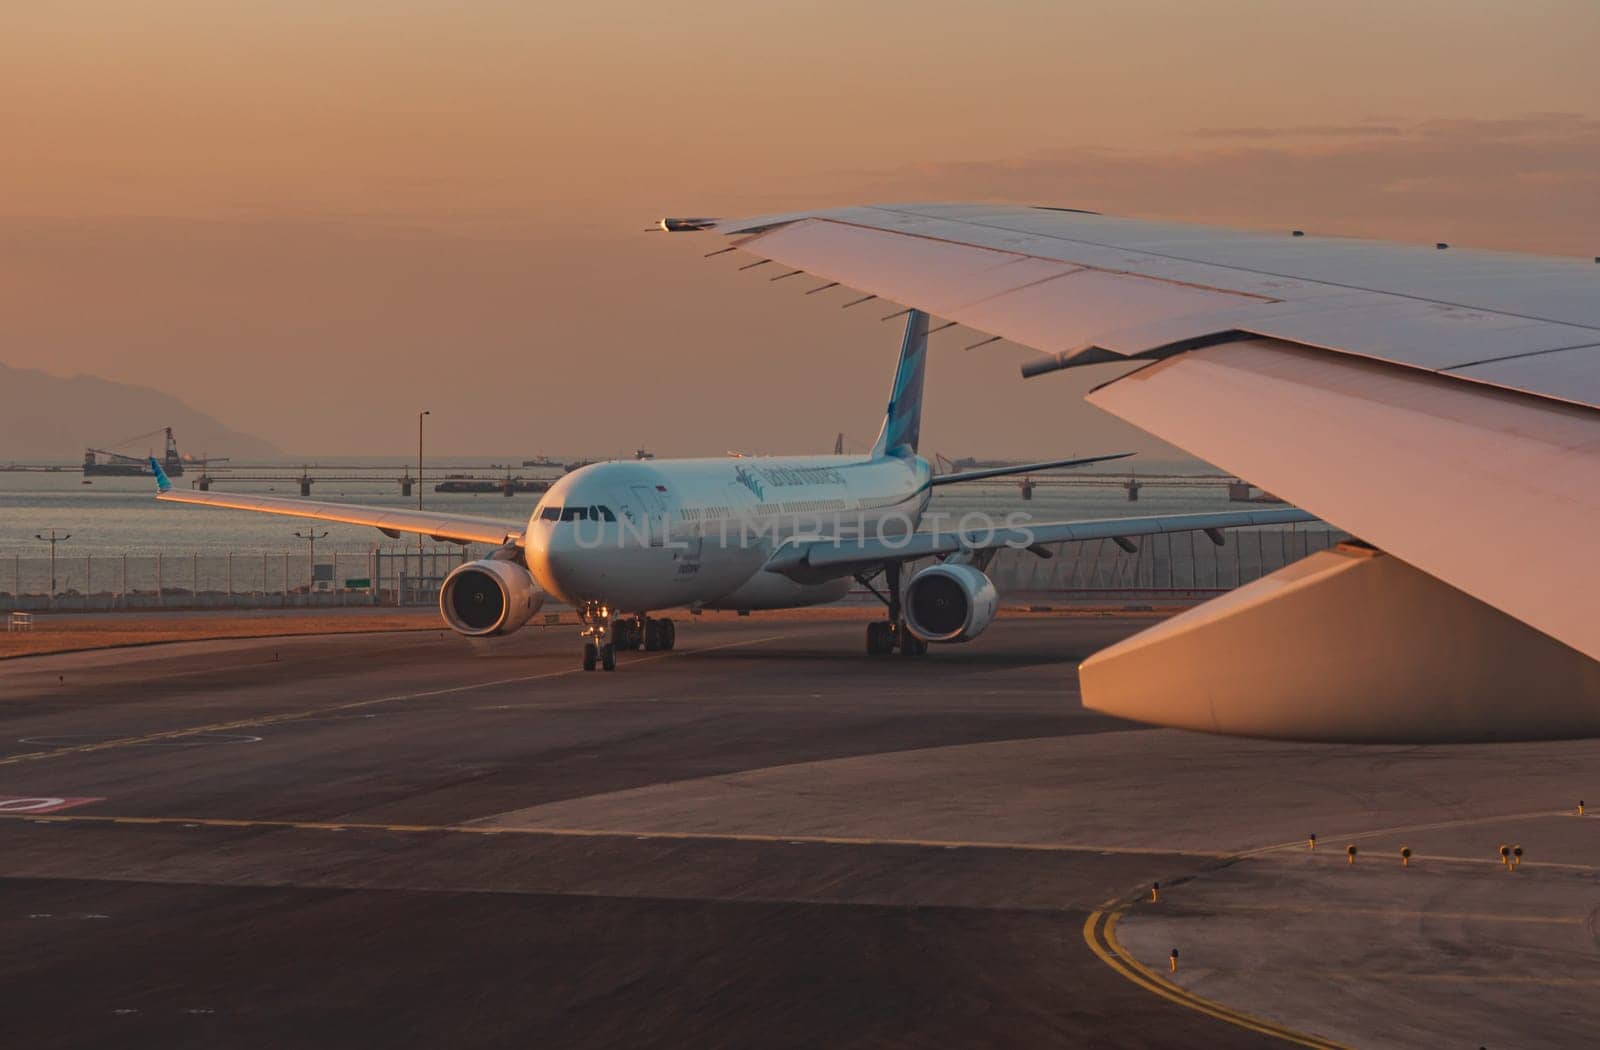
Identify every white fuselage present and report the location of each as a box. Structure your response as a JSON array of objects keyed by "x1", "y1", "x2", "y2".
[{"x1": 524, "y1": 453, "x2": 932, "y2": 613}]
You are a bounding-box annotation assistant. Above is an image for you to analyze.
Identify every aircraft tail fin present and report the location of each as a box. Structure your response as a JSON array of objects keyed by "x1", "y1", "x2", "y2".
[
  {"x1": 871, "y1": 310, "x2": 929, "y2": 458},
  {"x1": 148, "y1": 456, "x2": 173, "y2": 493}
]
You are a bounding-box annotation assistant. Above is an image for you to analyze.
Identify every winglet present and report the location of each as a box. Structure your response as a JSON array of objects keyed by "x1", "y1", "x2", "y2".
[
  {"x1": 657, "y1": 217, "x2": 720, "y2": 232},
  {"x1": 148, "y1": 457, "x2": 172, "y2": 494}
]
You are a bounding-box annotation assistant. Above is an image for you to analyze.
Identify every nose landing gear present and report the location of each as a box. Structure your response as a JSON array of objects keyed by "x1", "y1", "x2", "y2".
[{"x1": 579, "y1": 603, "x2": 618, "y2": 672}]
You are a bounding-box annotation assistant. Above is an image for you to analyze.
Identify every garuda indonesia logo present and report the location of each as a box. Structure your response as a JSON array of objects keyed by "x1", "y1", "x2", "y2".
[{"x1": 734, "y1": 464, "x2": 765, "y2": 500}]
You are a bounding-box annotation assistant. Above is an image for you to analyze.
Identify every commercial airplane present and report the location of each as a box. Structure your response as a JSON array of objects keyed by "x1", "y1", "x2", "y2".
[
  {"x1": 151, "y1": 310, "x2": 1311, "y2": 671},
  {"x1": 658, "y1": 202, "x2": 1600, "y2": 741}
]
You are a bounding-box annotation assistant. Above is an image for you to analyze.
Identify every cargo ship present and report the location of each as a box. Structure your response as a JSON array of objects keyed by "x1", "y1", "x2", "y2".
[
  {"x1": 83, "y1": 427, "x2": 185, "y2": 477},
  {"x1": 434, "y1": 474, "x2": 550, "y2": 494}
]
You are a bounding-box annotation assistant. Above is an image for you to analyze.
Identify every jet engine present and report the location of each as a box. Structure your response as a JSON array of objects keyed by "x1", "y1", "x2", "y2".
[
  {"x1": 439, "y1": 558, "x2": 544, "y2": 637},
  {"x1": 904, "y1": 562, "x2": 998, "y2": 643}
]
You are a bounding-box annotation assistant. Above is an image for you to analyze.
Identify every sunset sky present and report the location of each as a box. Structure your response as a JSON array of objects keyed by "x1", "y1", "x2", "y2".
[{"x1": 4, "y1": 1, "x2": 1598, "y2": 457}]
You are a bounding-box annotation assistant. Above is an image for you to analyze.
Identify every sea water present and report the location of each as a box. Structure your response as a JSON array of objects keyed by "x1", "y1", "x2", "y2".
[{"x1": 0, "y1": 457, "x2": 1270, "y2": 557}]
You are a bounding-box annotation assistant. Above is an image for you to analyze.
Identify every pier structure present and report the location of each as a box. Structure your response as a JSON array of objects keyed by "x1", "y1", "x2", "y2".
[{"x1": 188, "y1": 465, "x2": 563, "y2": 496}]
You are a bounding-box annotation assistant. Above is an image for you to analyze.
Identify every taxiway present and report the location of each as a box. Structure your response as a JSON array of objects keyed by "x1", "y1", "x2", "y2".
[{"x1": 1, "y1": 615, "x2": 1594, "y2": 1048}]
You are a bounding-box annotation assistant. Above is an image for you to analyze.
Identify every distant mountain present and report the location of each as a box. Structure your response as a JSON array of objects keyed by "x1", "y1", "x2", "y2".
[{"x1": 0, "y1": 362, "x2": 282, "y2": 463}]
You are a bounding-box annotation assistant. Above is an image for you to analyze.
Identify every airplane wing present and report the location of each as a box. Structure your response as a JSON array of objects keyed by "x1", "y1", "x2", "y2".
[
  {"x1": 150, "y1": 459, "x2": 522, "y2": 546},
  {"x1": 763, "y1": 507, "x2": 1316, "y2": 584},
  {"x1": 663, "y1": 203, "x2": 1600, "y2": 741},
  {"x1": 929, "y1": 451, "x2": 1132, "y2": 486}
]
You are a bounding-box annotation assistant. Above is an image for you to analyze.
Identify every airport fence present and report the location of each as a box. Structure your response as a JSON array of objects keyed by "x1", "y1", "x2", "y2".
[
  {"x1": 0, "y1": 548, "x2": 472, "y2": 611},
  {"x1": 980, "y1": 524, "x2": 1349, "y2": 598},
  {"x1": 1, "y1": 525, "x2": 1346, "y2": 612}
]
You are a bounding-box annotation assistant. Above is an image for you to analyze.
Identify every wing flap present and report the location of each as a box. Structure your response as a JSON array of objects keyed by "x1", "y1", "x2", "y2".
[
  {"x1": 1086, "y1": 337, "x2": 1600, "y2": 660},
  {"x1": 1448, "y1": 343, "x2": 1600, "y2": 406}
]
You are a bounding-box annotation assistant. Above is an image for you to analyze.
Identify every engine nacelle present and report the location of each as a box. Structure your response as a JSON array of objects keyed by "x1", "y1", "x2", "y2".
[
  {"x1": 904, "y1": 562, "x2": 998, "y2": 643},
  {"x1": 439, "y1": 558, "x2": 544, "y2": 637}
]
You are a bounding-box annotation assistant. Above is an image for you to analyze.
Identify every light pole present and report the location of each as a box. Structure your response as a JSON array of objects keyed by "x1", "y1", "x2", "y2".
[
  {"x1": 34, "y1": 529, "x2": 70, "y2": 596},
  {"x1": 417, "y1": 410, "x2": 430, "y2": 564},
  {"x1": 294, "y1": 530, "x2": 329, "y2": 594}
]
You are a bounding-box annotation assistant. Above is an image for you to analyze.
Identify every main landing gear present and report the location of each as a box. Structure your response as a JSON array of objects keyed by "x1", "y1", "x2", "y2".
[
  {"x1": 615, "y1": 614, "x2": 676, "y2": 653},
  {"x1": 579, "y1": 605, "x2": 677, "y2": 671},
  {"x1": 857, "y1": 562, "x2": 927, "y2": 657}
]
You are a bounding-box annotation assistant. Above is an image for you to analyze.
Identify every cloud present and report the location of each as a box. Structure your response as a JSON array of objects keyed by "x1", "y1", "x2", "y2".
[
  {"x1": 1412, "y1": 113, "x2": 1600, "y2": 140},
  {"x1": 842, "y1": 114, "x2": 1600, "y2": 256},
  {"x1": 1193, "y1": 124, "x2": 1403, "y2": 139}
]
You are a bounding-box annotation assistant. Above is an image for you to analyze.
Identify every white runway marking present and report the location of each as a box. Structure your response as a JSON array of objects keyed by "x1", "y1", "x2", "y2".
[
  {"x1": 19, "y1": 733, "x2": 262, "y2": 748},
  {"x1": 0, "y1": 633, "x2": 788, "y2": 767},
  {"x1": 0, "y1": 795, "x2": 102, "y2": 814}
]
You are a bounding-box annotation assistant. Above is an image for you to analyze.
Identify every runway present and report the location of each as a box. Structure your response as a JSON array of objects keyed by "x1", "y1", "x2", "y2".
[{"x1": 1, "y1": 615, "x2": 1595, "y2": 1048}]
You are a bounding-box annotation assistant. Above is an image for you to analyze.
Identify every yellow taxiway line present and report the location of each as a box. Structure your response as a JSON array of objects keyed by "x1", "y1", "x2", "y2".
[
  {"x1": 1203, "y1": 968, "x2": 1600, "y2": 989},
  {"x1": 1239, "y1": 809, "x2": 1581, "y2": 858},
  {"x1": 1080, "y1": 803, "x2": 1597, "y2": 1046},
  {"x1": 1083, "y1": 899, "x2": 1349, "y2": 1049},
  {"x1": 0, "y1": 810, "x2": 1234, "y2": 858},
  {"x1": 1198, "y1": 901, "x2": 1581, "y2": 925}
]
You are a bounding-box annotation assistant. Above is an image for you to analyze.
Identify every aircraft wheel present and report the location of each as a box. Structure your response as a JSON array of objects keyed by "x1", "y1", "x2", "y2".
[
  {"x1": 643, "y1": 619, "x2": 661, "y2": 651},
  {"x1": 865, "y1": 621, "x2": 888, "y2": 655},
  {"x1": 601, "y1": 643, "x2": 616, "y2": 671},
  {"x1": 582, "y1": 643, "x2": 598, "y2": 671},
  {"x1": 659, "y1": 619, "x2": 675, "y2": 651},
  {"x1": 900, "y1": 633, "x2": 928, "y2": 656}
]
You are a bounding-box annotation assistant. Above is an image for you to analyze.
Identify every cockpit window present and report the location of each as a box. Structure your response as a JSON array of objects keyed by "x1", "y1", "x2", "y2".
[{"x1": 542, "y1": 505, "x2": 616, "y2": 522}]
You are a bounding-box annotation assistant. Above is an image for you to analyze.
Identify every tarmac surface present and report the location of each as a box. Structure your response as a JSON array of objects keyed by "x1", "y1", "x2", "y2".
[{"x1": 0, "y1": 614, "x2": 1595, "y2": 1048}]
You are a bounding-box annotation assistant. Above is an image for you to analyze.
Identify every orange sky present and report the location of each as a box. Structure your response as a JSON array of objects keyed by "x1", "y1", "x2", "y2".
[{"x1": 4, "y1": 2, "x2": 1599, "y2": 456}]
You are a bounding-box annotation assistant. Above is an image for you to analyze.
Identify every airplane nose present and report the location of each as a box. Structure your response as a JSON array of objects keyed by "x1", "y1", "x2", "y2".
[
  {"x1": 523, "y1": 523, "x2": 565, "y2": 600},
  {"x1": 524, "y1": 523, "x2": 588, "y2": 605}
]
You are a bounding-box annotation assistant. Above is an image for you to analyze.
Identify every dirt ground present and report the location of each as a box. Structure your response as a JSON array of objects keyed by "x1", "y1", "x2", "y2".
[{"x1": 0, "y1": 610, "x2": 444, "y2": 660}]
